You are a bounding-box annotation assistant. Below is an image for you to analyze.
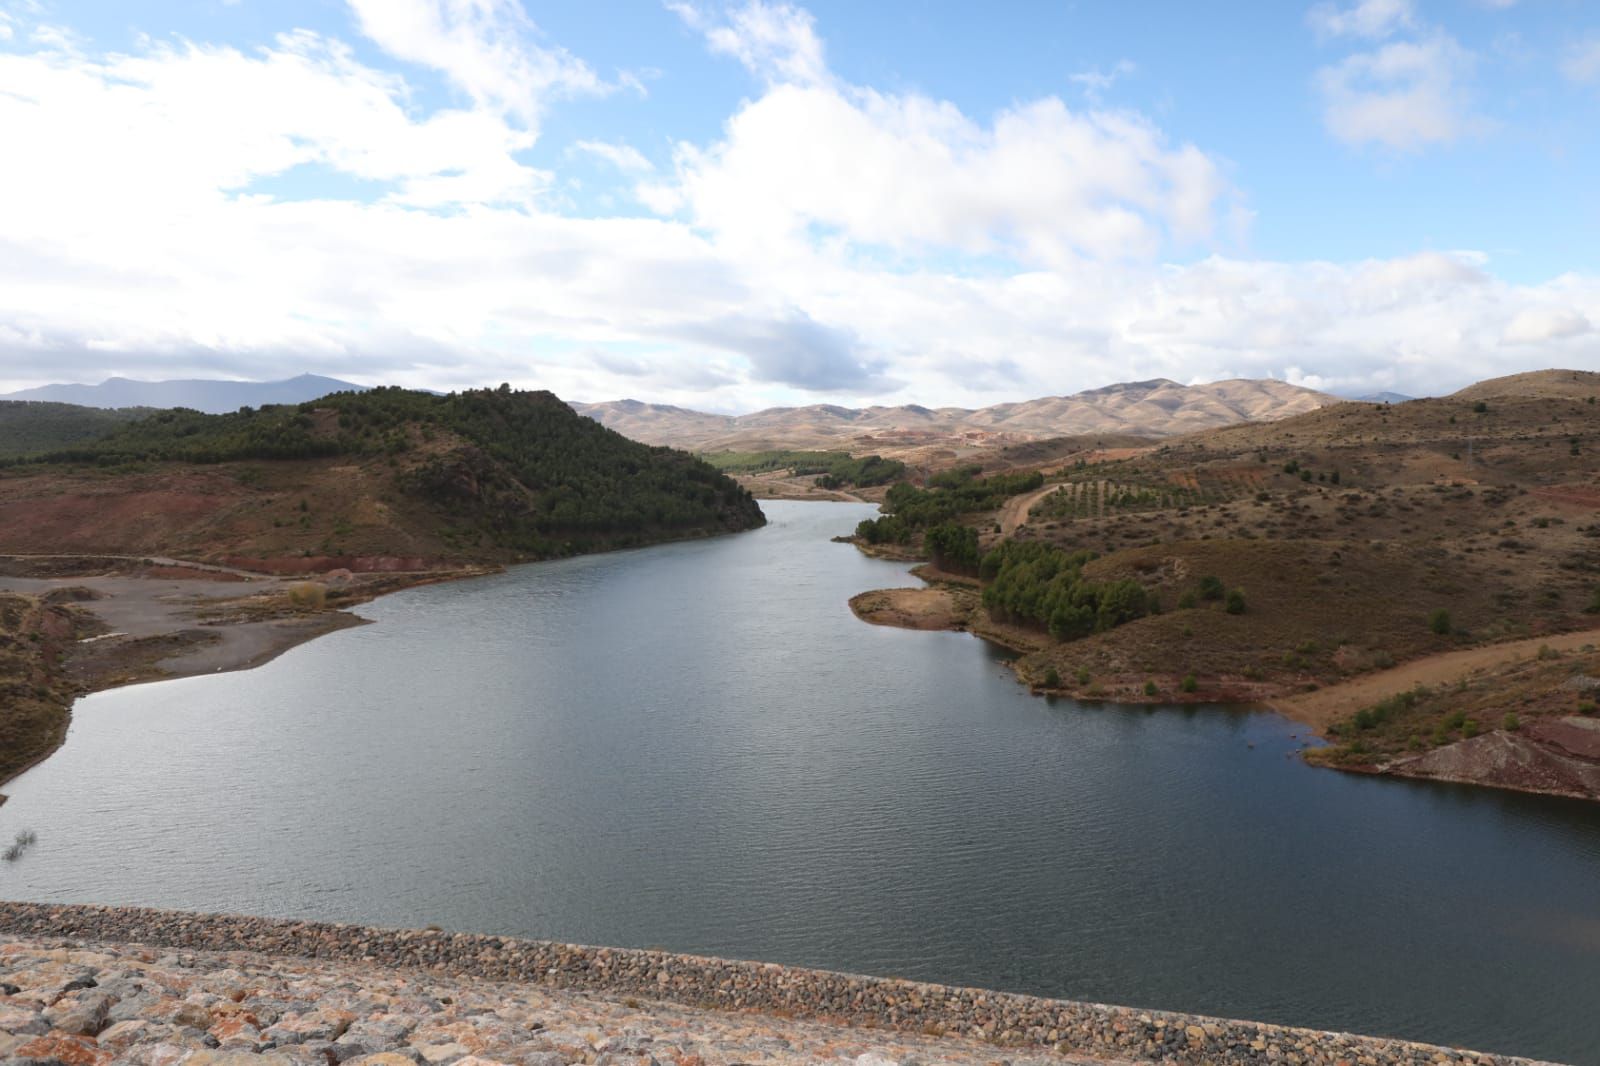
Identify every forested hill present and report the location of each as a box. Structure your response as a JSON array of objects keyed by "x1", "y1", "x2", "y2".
[
  {"x1": 0, "y1": 401, "x2": 156, "y2": 458},
  {"x1": 0, "y1": 387, "x2": 765, "y2": 561}
]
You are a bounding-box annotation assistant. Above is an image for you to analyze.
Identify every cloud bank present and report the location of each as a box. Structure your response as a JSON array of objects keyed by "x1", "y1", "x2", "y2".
[{"x1": 0, "y1": 0, "x2": 1594, "y2": 409}]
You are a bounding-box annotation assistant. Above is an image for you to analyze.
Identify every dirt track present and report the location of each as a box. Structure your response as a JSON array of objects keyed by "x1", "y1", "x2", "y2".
[
  {"x1": 999, "y1": 482, "x2": 1063, "y2": 534},
  {"x1": 1273, "y1": 626, "x2": 1600, "y2": 732}
]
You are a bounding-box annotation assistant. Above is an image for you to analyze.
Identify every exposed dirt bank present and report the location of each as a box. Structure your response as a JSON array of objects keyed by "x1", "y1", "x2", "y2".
[
  {"x1": 850, "y1": 586, "x2": 969, "y2": 631},
  {"x1": 850, "y1": 565, "x2": 1600, "y2": 802},
  {"x1": 0, "y1": 903, "x2": 1554, "y2": 1066},
  {"x1": 1270, "y1": 627, "x2": 1600, "y2": 732}
]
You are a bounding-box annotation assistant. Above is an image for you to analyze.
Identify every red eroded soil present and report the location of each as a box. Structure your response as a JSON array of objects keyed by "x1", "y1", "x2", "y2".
[
  {"x1": 141, "y1": 566, "x2": 246, "y2": 582},
  {"x1": 1529, "y1": 719, "x2": 1600, "y2": 760},
  {"x1": 0, "y1": 473, "x2": 240, "y2": 555},
  {"x1": 1531, "y1": 485, "x2": 1600, "y2": 510},
  {"x1": 221, "y1": 555, "x2": 436, "y2": 574}
]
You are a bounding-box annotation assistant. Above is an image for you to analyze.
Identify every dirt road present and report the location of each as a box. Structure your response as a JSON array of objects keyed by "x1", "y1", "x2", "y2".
[
  {"x1": 999, "y1": 483, "x2": 1063, "y2": 534},
  {"x1": 1272, "y1": 626, "x2": 1600, "y2": 732}
]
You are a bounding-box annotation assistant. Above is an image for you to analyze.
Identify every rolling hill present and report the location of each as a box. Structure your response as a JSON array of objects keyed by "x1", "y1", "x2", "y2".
[
  {"x1": 571, "y1": 377, "x2": 1332, "y2": 455},
  {"x1": 845, "y1": 367, "x2": 1600, "y2": 799},
  {"x1": 0, "y1": 387, "x2": 764, "y2": 564}
]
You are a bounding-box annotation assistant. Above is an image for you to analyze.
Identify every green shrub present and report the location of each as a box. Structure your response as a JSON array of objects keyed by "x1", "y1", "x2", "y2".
[
  {"x1": 1076, "y1": 667, "x2": 1091, "y2": 685},
  {"x1": 1224, "y1": 588, "x2": 1246, "y2": 615},
  {"x1": 1502, "y1": 713, "x2": 1520, "y2": 732},
  {"x1": 1579, "y1": 700, "x2": 1597, "y2": 716},
  {"x1": 1043, "y1": 667, "x2": 1061, "y2": 688},
  {"x1": 1472, "y1": 401, "x2": 1488, "y2": 413},
  {"x1": 1462, "y1": 718, "x2": 1480, "y2": 739},
  {"x1": 1143, "y1": 680, "x2": 1158, "y2": 696},
  {"x1": 1198, "y1": 575, "x2": 1224, "y2": 601},
  {"x1": 1177, "y1": 590, "x2": 1198, "y2": 609},
  {"x1": 1180, "y1": 674, "x2": 1198, "y2": 693},
  {"x1": 1428, "y1": 608, "x2": 1451, "y2": 635}
]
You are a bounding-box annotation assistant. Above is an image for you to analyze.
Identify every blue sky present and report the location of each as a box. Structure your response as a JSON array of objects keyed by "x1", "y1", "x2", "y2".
[{"x1": 1, "y1": 0, "x2": 1596, "y2": 408}]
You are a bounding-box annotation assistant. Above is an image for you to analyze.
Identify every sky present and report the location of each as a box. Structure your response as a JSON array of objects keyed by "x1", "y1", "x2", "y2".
[{"x1": 0, "y1": 0, "x2": 1597, "y2": 411}]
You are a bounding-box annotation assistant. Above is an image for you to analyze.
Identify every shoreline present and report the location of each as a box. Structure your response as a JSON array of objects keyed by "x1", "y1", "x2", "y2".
[
  {"x1": 847, "y1": 557, "x2": 1600, "y2": 803},
  {"x1": 0, "y1": 559, "x2": 495, "y2": 798},
  {"x1": 0, "y1": 901, "x2": 1559, "y2": 1066},
  {"x1": 0, "y1": 516, "x2": 771, "y2": 796}
]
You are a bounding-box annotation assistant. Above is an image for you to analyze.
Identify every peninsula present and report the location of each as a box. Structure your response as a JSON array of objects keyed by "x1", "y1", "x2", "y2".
[{"x1": 843, "y1": 369, "x2": 1600, "y2": 801}]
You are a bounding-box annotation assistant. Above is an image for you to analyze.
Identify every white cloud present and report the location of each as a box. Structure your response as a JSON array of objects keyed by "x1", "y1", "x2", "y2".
[
  {"x1": 1068, "y1": 60, "x2": 1137, "y2": 104},
  {"x1": 1502, "y1": 307, "x2": 1592, "y2": 344},
  {"x1": 573, "y1": 140, "x2": 655, "y2": 174},
  {"x1": 346, "y1": 0, "x2": 610, "y2": 128},
  {"x1": 0, "y1": 1, "x2": 1594, "y2": 406},
  {"x1": 1317, "y1": 34, "x2": 1482, "y2": 149},
  {"x1": 1307, "y1": 0, "x2": 1415, "y2": 40},
  {"x1": 647, "y1": 83, "x2": 1235, "y2": 265},
  {"x1": 668, "y1": 1, "x2": 828, "y2": 87},
  {"x1": 1562, "y1": 38, "x2": 1600, "y2": 85}
]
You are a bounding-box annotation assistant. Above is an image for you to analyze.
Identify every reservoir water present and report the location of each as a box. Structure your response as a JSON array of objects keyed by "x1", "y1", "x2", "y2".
[{"x1": 3, "y1": 501, "x2": 1598, "y2": 1063}]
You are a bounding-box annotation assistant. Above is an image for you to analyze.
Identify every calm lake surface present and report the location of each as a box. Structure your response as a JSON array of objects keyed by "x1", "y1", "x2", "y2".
[{"x1": 3, "y1": 501, "x2": 1599, "y2": 1063}]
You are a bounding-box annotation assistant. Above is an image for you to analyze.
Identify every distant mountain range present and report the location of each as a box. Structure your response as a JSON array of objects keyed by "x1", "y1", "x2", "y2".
[
  {"x1": 2, "y1": 373, "x2": 1337, "y2": 454},
  {"x1": 0, "y1": 374, "x2": 366, "y2": 414},
  {"x1": 570, "y1": 378, "x2": 1335, "y2": 453},
  {"x1": 1354, "y1": 391, "x2": 1414, "y2": 404}
]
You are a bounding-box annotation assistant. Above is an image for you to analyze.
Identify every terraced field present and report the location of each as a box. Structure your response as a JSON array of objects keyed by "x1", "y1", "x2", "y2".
[{"x1": 1030, "y1": 466, "x2": 1268, "y2": 521}]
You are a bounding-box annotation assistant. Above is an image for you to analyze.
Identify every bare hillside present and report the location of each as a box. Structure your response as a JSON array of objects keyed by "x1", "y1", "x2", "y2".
[{"x1": 572, "y1": 377, "x2": 1332, "y2": 455}]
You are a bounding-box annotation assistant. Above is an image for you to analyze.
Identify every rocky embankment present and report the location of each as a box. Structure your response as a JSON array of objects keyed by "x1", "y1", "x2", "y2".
[{"x1": 0, "y1": 903, "x2": 1561, "y2": 1066}]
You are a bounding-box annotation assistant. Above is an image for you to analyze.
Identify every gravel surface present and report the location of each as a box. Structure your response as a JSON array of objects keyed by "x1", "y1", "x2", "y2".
[{"x1": 0, "y1": 902, "x2": 1564, "y2": 1066}]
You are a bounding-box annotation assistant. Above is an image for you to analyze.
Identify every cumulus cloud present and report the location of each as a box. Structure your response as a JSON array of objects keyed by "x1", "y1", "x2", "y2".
[
  {"x1": 1316, "y1": 34, "x2": 1482, "y2": 149},
  {"x1": 0, "y1": 0, "x2": 1595, "y2": 407},
  {"x1": 648, "y1": 86, "x2": 1234, "y2": 265},
  {"x1": 661, "y1": 3, "x2": 1233, "y2": 265},
  {"x1": 1307, "y1": 0, "x2": 1415, "y2": 40},
  {"x1": 1502, "y1": 307, "x2": 1592, "y2": 345}
]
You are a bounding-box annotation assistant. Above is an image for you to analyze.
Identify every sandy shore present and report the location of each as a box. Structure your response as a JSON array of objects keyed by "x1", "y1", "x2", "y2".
[{"x1": 0, "y1": 570, "x2": 354, "y2": 685}]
